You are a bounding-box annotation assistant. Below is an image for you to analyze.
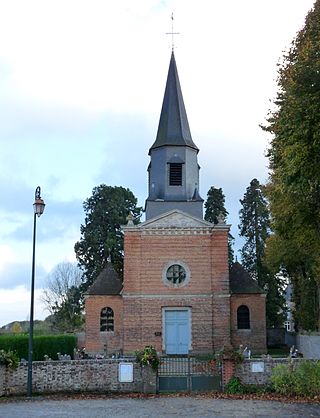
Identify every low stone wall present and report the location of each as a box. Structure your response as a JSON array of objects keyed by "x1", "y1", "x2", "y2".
[
  {"x1": 3, "y1": 357, "x2": 315, "y2": 396},
  {"x1": 235, "y1": 358, "x2": 303, "y2": 385},
  {"x1": 296, "y1": 334, "x2": 320, "y2": 359},
  {"x1": 0, "y1": 359, "x2": 156, "y2": 397}
]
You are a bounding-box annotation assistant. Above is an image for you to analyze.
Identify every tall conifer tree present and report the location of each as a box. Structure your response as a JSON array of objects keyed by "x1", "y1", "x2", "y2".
[
  {"x1": 239, "y1": 179, "x2": 285, "y2": 327},
  {"x1": 75, "y1": 185, "x2": 142, "y2": 291},
  {"x1": 239, "y1": 179, "x2": 270, "y2": 283}
]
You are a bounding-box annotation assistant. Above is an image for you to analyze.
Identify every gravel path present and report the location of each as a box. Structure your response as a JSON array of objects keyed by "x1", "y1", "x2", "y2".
[{"x1": 0, "y1": 396, "x2": 319, "y2": 418}]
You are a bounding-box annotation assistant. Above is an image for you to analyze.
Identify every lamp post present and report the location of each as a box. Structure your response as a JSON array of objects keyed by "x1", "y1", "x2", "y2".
[{"x1": 27, "y1": 186, "x2": 45, "y2": 397}]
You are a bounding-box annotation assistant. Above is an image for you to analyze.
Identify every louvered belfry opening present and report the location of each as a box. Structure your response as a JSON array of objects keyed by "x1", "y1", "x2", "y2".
[{"x1": 169, "y1": 163, "x2": 182, "y2": 186}]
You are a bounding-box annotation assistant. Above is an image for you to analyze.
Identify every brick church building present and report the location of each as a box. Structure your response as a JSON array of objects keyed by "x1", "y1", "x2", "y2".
[{"x1": 84, "y1": 52, "x2": 266, "y2": 356}]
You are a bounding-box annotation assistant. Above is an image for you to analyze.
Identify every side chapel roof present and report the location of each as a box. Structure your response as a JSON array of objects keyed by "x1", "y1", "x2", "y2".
[
  {"x1": 149, "y1": 51, "x2": 198, "y2": 153},
  {"x1": 229, "y1": 262, "x2": 265, "y2": 294},
  {"x1": 86, "y1": 263, "x2": 122, "y2": 295}
]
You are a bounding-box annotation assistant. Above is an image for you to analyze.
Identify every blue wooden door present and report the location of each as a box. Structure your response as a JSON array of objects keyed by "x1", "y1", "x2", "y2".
[{"x1": 165, "y1": 310, "x2": 189, "y2": 354}]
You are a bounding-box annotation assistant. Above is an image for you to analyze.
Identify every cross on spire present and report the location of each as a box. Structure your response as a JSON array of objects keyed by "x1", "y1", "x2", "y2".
[{"x1": 166, "y1": 13, "x2": 180, "y2": 51}]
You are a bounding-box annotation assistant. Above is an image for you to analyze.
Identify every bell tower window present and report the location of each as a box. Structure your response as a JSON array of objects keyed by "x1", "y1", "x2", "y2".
[{"x1": 169, "y1": 163, "x2": 182, "y2": 186}]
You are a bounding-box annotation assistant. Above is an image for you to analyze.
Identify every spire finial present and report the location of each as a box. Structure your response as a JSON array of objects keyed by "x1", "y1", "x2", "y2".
[{"x1": 166, "y1": 13, "x2": 180, "y2": 52}]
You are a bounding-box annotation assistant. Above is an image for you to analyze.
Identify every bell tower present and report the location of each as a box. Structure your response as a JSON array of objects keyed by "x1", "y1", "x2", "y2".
[{"x1": 145, "y1": 52, "x2": 203, "y2": 220}]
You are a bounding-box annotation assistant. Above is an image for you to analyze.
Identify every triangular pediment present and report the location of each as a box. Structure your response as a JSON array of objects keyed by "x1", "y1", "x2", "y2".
[{"x1": 138, "y1": 210, "x2": 213, "y2": 228}]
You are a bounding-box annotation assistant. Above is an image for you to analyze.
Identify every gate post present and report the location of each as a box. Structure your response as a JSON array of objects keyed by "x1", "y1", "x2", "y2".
[
  {"x1": 221, "y1": 359, "x2": 235, "y2": 390},
  {"x1": 141, "y1": 365, "x2": 157, "y2": 394}
]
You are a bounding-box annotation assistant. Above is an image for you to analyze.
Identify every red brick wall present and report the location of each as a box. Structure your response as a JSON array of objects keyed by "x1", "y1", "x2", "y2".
[
  {"x1": 212, "y1": 294, "x2": 232, "y2": 350},
  {"x1": 211, "y1": 229, "x2": 230, "y2": 294},
  {"x1": 230, "y1": 294, "x2": 267, "y2": 353},
  {"x1": 124, "y1": 231, "x2": 215, "y2": 295},
  {"x1": 85, "y1": 224, "x2": 266, "y2": 356},
  {"x1": 222, "y1": 359, "x2": 235, "y2": 387},
  {"x1": 121, "y1": 226, "x2": 232, "y2": 354},
  {"x1": 85, "y1": 295, "x2": 123, "y2": 355},
  {"x1": 122, "y1": 296, "x2": 214, "y2": 354},
  {"x1": 210, "y1": 229, "x2": 231, "y2": 349}
]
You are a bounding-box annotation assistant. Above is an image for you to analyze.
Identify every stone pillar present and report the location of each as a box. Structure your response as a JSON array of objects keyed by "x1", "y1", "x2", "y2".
[{"x1": 141, "y1": 366, "x2": 157, "y2": 394}]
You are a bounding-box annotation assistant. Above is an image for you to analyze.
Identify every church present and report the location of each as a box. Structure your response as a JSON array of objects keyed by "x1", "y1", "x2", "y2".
[{"x1": 84, "y1": 52, "x2": 267, "y2": 356}]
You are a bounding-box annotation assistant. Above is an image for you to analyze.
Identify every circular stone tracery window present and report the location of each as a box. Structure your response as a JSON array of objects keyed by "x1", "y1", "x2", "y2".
[
  {"x1": 166, "y1": 264, "x2": 186, "y2": 284},
  {"x1": 162, "y1": 261, "x2": 190, "y2": 288}
]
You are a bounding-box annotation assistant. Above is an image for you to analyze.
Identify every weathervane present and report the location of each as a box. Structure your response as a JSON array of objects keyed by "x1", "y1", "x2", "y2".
[{"x1": 166, "y1": 13, "x2": 180, "y2": 51}]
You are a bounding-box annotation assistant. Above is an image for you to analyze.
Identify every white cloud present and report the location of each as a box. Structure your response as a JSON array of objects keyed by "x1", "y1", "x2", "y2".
[
  {"x1": 0, "y1": 0, "x2": 315, "y2": 325},
  {"x1": 0, "y1": 286, "x2": 46, "y2": 326},
  {"x1": 0, "y1": 245, "x2": 14, "y2": 273}
]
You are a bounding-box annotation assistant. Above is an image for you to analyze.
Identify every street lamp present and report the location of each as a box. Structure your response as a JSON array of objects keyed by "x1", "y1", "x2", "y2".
[{"x1": 27, "y1": 186, "x2": 45, "y2": 397}]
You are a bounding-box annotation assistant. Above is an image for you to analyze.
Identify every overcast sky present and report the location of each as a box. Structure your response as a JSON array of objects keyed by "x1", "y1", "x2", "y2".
[{"x1": 0, "y1": 0, "x2": 315, "y2": 326}]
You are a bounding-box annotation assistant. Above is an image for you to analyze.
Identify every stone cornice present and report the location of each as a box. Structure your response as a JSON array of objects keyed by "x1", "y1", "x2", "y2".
[
  {"x1": 122, "y1": 292, "x2": 231, "y2": 298},
  {"x1": 140, "y1": 227, "x2": 212, "y2": 235},
  {"x1": 123, "y1": 226, "x2": 230, "y2": 235}
]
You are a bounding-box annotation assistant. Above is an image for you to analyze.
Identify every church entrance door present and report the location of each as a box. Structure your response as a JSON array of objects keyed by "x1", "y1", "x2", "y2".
[{"x1": 164, "y1": 309, "x2": 190, "y2": 354}]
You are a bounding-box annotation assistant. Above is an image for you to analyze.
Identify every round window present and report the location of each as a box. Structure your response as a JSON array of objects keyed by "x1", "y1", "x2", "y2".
[{"x1": 166, "y1": 264, "x2": 186, "y2": 285}]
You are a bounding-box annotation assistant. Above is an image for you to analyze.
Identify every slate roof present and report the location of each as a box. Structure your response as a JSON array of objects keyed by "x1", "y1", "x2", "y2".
[
  {"x1": 86, "y1": 263, "x2": 122, "y2": 295},
  {"x1": 149, "y1": 51, "x2": 198, "y2": 153},
  {"x1": 229, "y1": 262, "x2": 265, "y2": 294}
]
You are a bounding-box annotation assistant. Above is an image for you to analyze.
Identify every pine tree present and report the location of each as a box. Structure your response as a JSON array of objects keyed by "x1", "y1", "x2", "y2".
[
  {"x1": 239, "y1": 179, "x2": 270, "y2": 283},
  {"x1": 239, "y1": 179, "x2": 285, "y2": 327},
  {"x1": 75, "y1": 185, "x2": 142, "y2": 291},
  {"x1": 263, "y1": 2, "x2": 320, "y2": 330},
  {"x1": 204, "y1": 186, "x2": 228, "y2": 224},
  {"x1": 204, "y1": 186, "x2": 234, "y2": 268}
]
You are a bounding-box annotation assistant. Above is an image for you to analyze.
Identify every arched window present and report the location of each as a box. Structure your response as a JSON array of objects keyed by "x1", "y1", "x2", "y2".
[
  {"x1": 237, "y1": 305, "x2": 250, "y2": 329},
  {"x1": 100, "y1": 307, "x2": 114, "y2": 332}
]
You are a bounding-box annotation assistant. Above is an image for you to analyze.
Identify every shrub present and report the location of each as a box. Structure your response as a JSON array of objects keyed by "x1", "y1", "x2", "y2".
[
  {"x1": 0, "y1": 349, "x2": 19, "y2": 369},
  {"x1": 293, "y1": 361, "x2": 320, "y2": 397},
  {"x1": 135, "y1": 345, "x2": 159, "y2": 370},
  {"x1": 271, "y1": 360, "x2": 320, "y2": 397},
  {"x1": 216, "y1": 347, "x2": 244, "y2": 364},
  {"x1": 224, "y1": 376, "x2": 246, "y2": 394},
  {"x1": 270, "y1": 364, "x2": 294, "y2": 395},
  {"x1": 224, "y1": 377, "x2": 275, "y2": 395},
  {"x1": 0, "y1": 334, "x2": 77, "y2": 361}
]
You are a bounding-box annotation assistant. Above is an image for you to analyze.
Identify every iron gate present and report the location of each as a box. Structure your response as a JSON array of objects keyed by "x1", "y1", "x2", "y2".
[{"x1": 158, "y1": 356, "x2": 221, "y2": 392}]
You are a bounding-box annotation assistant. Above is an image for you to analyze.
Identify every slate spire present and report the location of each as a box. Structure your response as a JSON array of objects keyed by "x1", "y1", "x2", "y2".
[
  {"x1": 145, "y1": 51, "x2": 203, "y2": 220},
  {"x1": 149, "y1": 51, "x2": 198, "y2": 153}
]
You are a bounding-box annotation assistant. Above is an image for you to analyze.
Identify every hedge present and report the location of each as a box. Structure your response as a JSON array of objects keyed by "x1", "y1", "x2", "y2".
[
  {"x1": 0, "y1": 334, "x2": 77, "y2": 361},
  {"x1": 271, "y1": 360, "x2": 320, "y2": 397}
]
